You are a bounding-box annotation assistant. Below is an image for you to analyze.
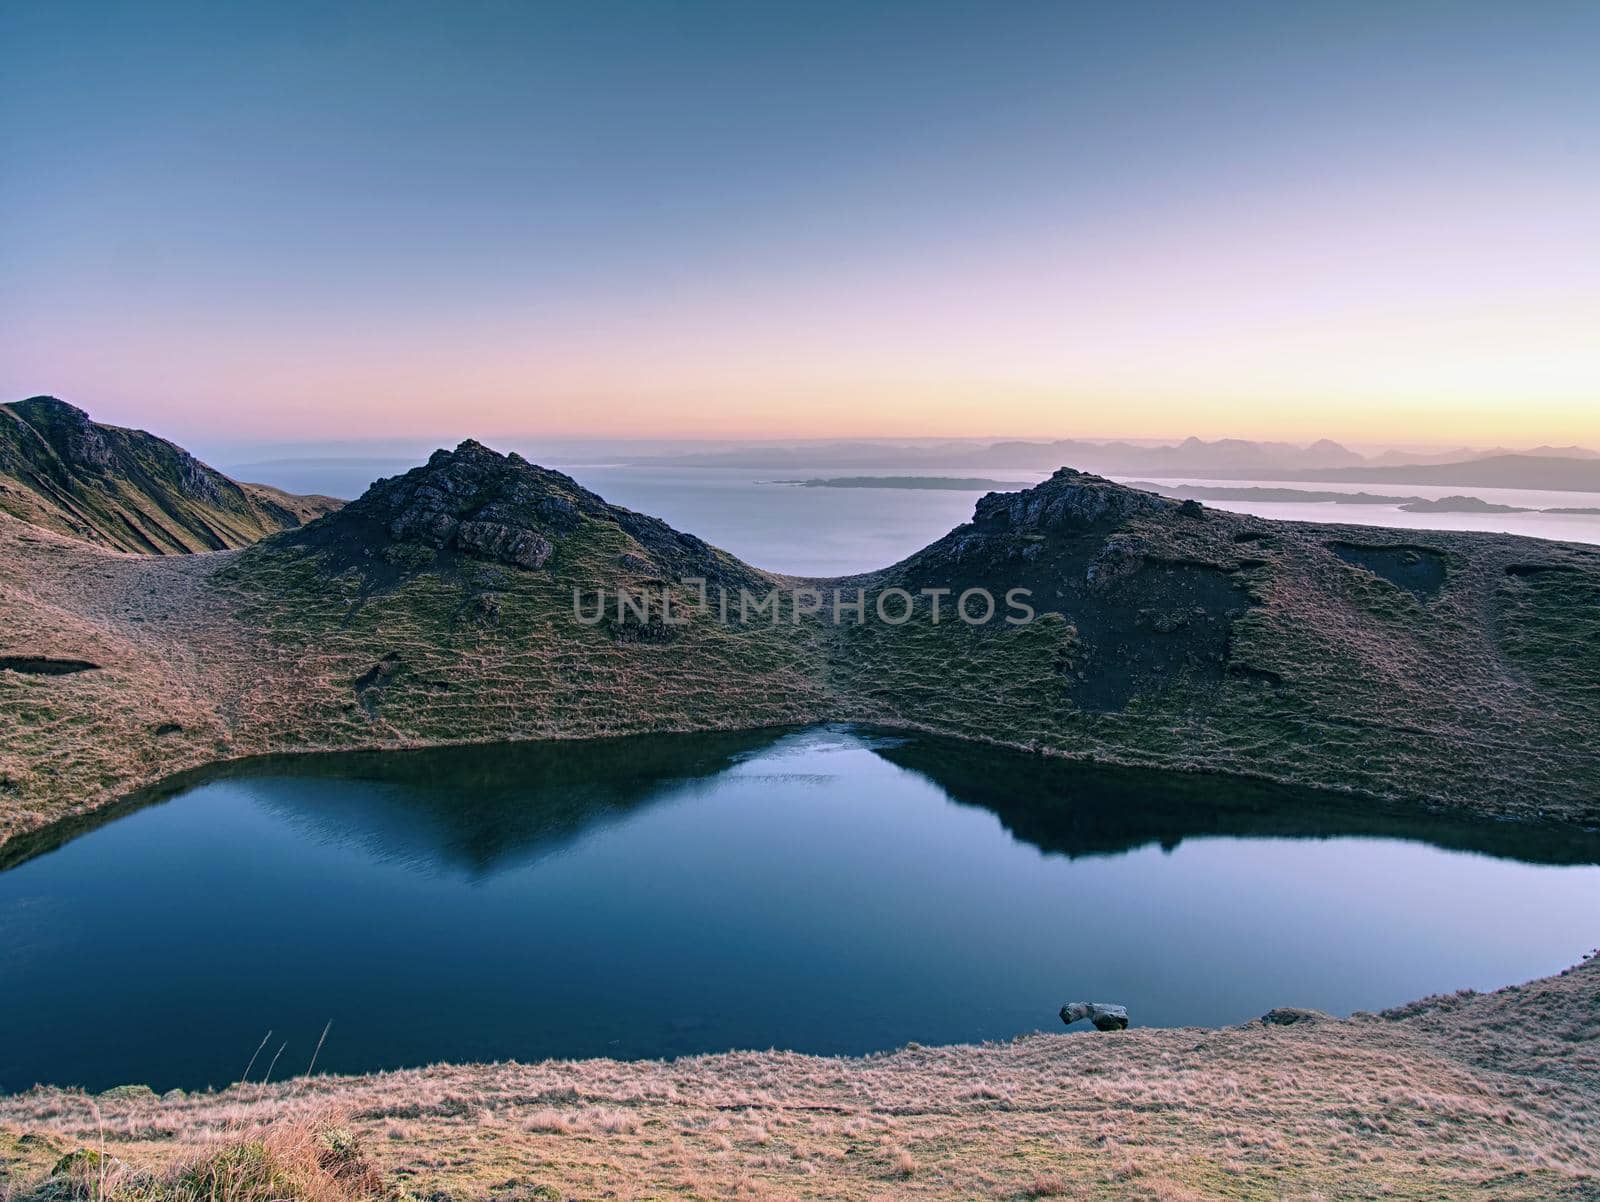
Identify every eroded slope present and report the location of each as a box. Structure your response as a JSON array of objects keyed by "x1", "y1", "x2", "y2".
[{"x1": 0, "y1": 397, "x2": 341, "y2": 553}]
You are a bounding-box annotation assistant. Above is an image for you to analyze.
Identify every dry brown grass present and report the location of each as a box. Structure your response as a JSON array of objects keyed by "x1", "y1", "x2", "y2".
[
  {"x1": 3, "y1": 959, "x2": 1596, "y2": 1202},
  {"x1": 6, "y1": 490, "x2": 1600, "y2": 855},
  {"x1": 3, "y1": 451, "x2": 1600, "y2": 857},
  {"x1": 4, "y1": 468, "x2": 1599, "y2": 1198},
  {"x1": 0, "y1": 1114, "x2": 389, "y2": 1202},
  {"x1": 0, "y1": 512, "x2": 830, "y2": 849}
]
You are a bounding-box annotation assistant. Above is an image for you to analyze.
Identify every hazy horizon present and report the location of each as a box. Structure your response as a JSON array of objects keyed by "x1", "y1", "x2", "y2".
[
  {"x1": 5, "y1": 2, "x2": 1598, "y2": 447},
  {"x1": 11, "y1": 395, "x2": 1600, "y2": 471},
  {"x1": 152, "y1": 427, "x2": 1600, "y2": 473}
]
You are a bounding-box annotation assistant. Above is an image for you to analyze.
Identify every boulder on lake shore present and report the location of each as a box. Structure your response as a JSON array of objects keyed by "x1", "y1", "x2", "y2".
[
  {"x1": 1261, "y1": 1007, "x2": 1330, "y2": 1026},
  {"x1": 1060, "y1": 1002, "x2": 1129, "y2": 1031}
]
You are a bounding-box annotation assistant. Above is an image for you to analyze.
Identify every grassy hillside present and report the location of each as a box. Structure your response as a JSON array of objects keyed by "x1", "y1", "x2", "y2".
[
  {"x1": 0, "y1": 439, "x2": 830, "y2": 842},
  {"x1": 2, "y1": 440, "x2": 1599, "y2": 847},
  {"x1": 0, "y1": 397, "x2": 341, "y2": 553},
  {"x1": 3, "y1": 434, "x2": 1600, "y2": 1202},
  {"x1": 3, "y1": 955, "x2": 1597, "y2": 1200},
  {"x1": 827, "y1": 469, "x2": 1600, "y2": 821}
]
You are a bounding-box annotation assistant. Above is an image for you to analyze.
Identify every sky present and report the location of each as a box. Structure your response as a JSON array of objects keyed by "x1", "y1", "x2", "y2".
[{"x1": 2, "y1": 1, "x2": 1598, "y2": 450}]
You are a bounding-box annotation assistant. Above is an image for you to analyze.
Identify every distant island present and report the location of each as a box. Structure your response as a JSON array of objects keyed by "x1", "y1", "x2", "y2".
[
  {"x1": 1399, "y1": 495, "x2": 1527, "y2": 513},
  {"x1": 775, "y1": 477, "x2": 1600, "y2": 516},
  {"x1": 1126, "y1": 483, "x2": 1415, "y2": 505},
  {"x1": 1125, "y1": 482, "x2": 1597, "y2": 515}
]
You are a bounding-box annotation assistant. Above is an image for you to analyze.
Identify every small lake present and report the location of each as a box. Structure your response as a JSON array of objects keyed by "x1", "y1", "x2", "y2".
[{"x1": 3, "y1": 725, "x2": 1597, "y2": 1093}]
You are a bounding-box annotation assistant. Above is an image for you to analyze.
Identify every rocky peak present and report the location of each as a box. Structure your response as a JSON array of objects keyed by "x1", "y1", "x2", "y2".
[
  {"x1": 12, "y1": 395, "x2": 87, "y2": 420},
  {"x1": 350, "y1": 439, "x2": 601, "y2": 570},
  {"x1": 11, "y1": 395, "x2": 113, "y2": 471},
  {"x1": 972, "y1": 468, "x2": 1172, "y2": 533},
  {"x1": 1301, "y1": 437, "x2": 1363, "y2": 467},
  {"x1": 293, "y1": 439, "x2": 765, "y2": 587}
]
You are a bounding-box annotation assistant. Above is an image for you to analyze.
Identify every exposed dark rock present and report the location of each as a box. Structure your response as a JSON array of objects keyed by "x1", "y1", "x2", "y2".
[
  {"x1": 354, "y1": 652, "x2": 404, "y2": 716},
  {"x1": 13, "y1": 397, "x2": 115, "y2": 471},
  {"x1": 884, "y1": 469, "x2": 1257, "y2": 711},
  {"x1": 1060, "y1": 1002, "x2": 1129, "y2": 1031},
  {"x1": 272, "y1": 438, "x2": 766, "y2": 591},
  {"x1": 974, "y1": 468, "x2": 1167, "y2": 533},
  {"x1": 355, "y1": 652, "x2": 403, "y2": 693},
  {"x1": 1328, "y1": 542, "x2": 1447, "y2": 601},
  {"x1": 390, "y1": 501, "x2": 459, "y2": 547},
  {"x1": 97, "y1": 1083, "x2": 158, "y2": 1101},
  {"x1": 535, "y1": 495, "x2": 582, "y2": 532},
  {"x1": 455, "y1": 520, "x2": 553, "y2": 569},
  {"x1": 0, "y1": 656, "x2": 100, "y2": 676},
  {"x1": 1261, "y1": 1007, "x2": 1329, "y2": 1026},
  {"x1": 171, "y1": 448, "x2": 227, "y2": 505}
]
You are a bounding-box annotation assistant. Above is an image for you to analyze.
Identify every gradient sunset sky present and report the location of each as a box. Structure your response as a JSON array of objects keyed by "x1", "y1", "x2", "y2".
[{"x1": 3, "y1": 1, "x2": 1597, "y2": 447}]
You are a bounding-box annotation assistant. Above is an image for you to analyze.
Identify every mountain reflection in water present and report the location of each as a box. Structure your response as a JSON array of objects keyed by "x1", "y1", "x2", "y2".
[{"x1": 3, "y1": 724, "x2": 1597, "y2": 1094}]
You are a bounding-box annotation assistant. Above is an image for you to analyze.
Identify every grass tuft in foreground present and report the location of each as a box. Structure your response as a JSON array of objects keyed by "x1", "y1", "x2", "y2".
[{"x1": 7, "y1": 1120, "x2": 389, "y2": 1202}]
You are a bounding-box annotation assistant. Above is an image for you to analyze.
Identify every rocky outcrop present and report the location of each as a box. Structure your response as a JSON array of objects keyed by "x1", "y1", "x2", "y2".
[
  {"x1": 10, "y1": 396, "x2": 115, "y2": 472},
  {"x1": 974, "y1": 468, "x2": 1170, "y2": 533},
  {"x1": 876, "y1": 468, "x2": 1258, "y2": 711},
  {"x1": 1261, "y1": 1007, "x2": 1329, "y2": 1026},
  {"x1": 455, "y1": 520, "x2": 553, "y2": 569},
  {"x1": 1060, "y1": 1002, "x2": 1129, "y2": 1031},
  {"x1": 273, "y1": 439, "x2": 766, "y2": 590},
  {"x1": 318, "y1": 441, "x2": 574, "y2": 571}
]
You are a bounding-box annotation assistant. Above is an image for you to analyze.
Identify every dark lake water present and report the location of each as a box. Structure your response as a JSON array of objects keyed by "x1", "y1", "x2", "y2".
[{"x1": 3, "y1": 725, "x2": 1597, "y2": 1093}]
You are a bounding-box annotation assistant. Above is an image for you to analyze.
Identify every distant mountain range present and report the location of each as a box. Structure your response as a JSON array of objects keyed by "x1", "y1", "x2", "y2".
[
  {"x1": 632, "y1": 436, "x2": 1600, "y2": 490},
  {"x1": 1368, "y1": 444, "x2": 1600, "y2": 466},
  {"x1": 1235, "y1": 455, "x2": 1600, "y2": 492}
]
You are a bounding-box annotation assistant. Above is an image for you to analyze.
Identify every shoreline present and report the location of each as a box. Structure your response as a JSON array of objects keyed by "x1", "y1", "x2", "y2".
[
  {"x1": 3, "y1": 956, "x2": 1596, "y2": 1199},
  {"x1": 7, "y1": 468, "x2": 1600, "y2": 851},
  {"x1": 8, "y1": 713, "x2": 1600, "y2": 872}
]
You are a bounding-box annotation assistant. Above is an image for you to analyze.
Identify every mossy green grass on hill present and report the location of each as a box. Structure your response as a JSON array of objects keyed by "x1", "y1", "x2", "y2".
[
  {"x1": 3, "y1": 432, "x2": 1600, "y2": 1202},
  {"x1": 3, "y1": 436, "x2": 1600, "y2": 849},
  {"x1": 0, "y1": 397, "x2": 339, "y2": 554},
  {"x1": 828, "y1": 471, "x2": 1600, "y2": 820}
]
